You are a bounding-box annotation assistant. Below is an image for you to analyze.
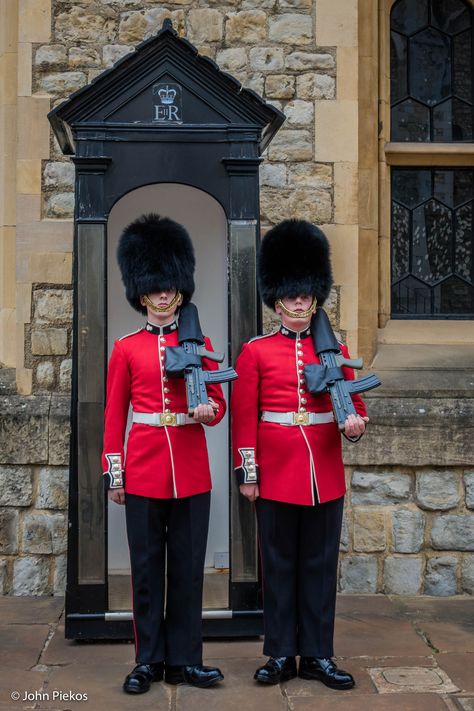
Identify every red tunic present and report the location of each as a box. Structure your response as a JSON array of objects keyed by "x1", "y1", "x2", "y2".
[
  {"x1": 102, "y1": 322, "x2": 226, "y2": 499},
  {"x1": 231, "y1": 326, "x2": 367, "y2": 506}
]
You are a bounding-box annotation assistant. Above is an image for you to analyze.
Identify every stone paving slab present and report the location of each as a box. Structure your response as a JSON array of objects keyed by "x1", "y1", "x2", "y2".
[
  {"x1": 286, "y1": 692, "x2": 451, "y2": 710},
  {"x1": 417, "y1": 622, "x2": 474, "y2": 654},
  {"x1": 0, "y1": 597, "x2": 63, "y2": 624},
  {"x1": 436, "y1": 654, "x2": 474, "y2": 694},
  {"x1": 0, "y1": 669, "x2": 52, "y2": 710},
  {"x1": 36, "y1": 663, "x2": 172, "y2": 711},
  {"x1": 334, "y1": 612, "x2": 429, "y2": 657},
  {"x1": 0, "y1": 625, "x2": 50, "y2": 670},
  {"x1": 42, "y1": 624, "x2": 135, "y2": 666}
]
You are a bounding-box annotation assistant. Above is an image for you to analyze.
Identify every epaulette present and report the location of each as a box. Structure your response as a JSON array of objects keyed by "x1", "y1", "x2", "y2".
[
  {"x1": 248, "y1": 330, "x2": 278, "y2": 344},
  {"x1": 119, "y1": 328, "x2": 143, "y2": 341}
]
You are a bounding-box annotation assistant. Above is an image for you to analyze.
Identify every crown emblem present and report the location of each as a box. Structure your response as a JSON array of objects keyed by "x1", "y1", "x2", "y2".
[{"x1": 157, "y1": 85, "x2": 176, "y2": 105}]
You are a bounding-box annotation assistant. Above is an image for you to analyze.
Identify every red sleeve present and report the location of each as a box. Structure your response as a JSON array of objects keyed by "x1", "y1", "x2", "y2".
[
  {"x1": 201, "y1": 336, "x2": 226, "y2": 427},
  {"x1": 230, "y1": 342, "x2": 260, "y2": 484},
  {"x1": 340, "y1": 343, "x2": 368, "y2": 418},
  {"x1": 101, "y1": 340, "x2": 131, "y2": 487}
]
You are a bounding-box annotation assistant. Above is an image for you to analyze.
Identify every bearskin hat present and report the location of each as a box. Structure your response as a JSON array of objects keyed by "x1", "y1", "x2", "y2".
[
  {"x1": 257, "y1": 219, "x2": 332, "y2": 310},
  {"x1": 117, "y1": 213, "x2": 195, "y2": 314}
]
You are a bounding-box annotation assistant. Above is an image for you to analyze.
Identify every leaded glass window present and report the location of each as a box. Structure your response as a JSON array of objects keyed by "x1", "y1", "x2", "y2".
[
  {"x1": 391, "y1": 168, "x2": 474, "y2": 317},
  {"x1": 391, "y1": 0, "x2": 474, "y2": 142}
]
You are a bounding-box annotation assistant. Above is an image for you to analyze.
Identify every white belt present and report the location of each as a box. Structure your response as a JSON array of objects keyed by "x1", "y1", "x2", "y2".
[
  {"x1": 260, "y1": 410, "x2": 334, "y2": 426},
  {"x1": 132, "y1": 412, "x2": 198, "y2": 427}
]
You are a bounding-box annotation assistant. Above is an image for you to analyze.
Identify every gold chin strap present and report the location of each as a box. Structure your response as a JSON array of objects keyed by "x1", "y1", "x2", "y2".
[
  {"x1": 276, "y1": 297, "x2": 317, "y2": 319},
  {"x1": 142, "y1": 291, "x2": 182, "y2": 313}
]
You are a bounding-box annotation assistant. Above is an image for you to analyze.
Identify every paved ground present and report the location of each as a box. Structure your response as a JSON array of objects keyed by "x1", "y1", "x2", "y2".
[{"x1": 0, "y1": 595, "x2": 473, "y2": 711}]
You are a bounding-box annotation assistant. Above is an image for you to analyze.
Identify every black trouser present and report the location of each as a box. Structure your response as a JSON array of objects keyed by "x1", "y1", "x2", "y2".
[
  {"x1": 255, "y1": 495, "x2": 344, "y2": 658},
  {"x1": 125, "y1": 491, "x2": 210, "y2": 666}
]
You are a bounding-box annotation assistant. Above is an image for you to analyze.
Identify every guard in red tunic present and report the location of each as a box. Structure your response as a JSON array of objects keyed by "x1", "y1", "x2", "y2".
[
  {"x1": 103, "y1": 214, "x2": 226, "y2": 693},
  {"x1": 231, "y1": 220, "x2": 369, "y2": 688}
]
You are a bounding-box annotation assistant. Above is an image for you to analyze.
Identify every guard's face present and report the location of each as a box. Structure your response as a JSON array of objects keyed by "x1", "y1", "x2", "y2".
[
  {"x1": 148, "y1": 289, "x2": 179, "y2": 311},
  {"x1": 277, "y1": 295, "x2": 314, "y2": 314}
]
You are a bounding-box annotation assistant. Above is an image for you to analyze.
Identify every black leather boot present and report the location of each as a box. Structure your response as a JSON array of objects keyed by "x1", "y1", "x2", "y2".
[
  {"x1": 298, "y1": 657, "x2": 354, "y2": 689},
  {"x1": 254, "y1": 657, "x2": 297, "y2": 684},
  {"x1": 123, "y1": 662, "x2": 164, "y2": 694},
  {"x1": 165, "y1": 664, "x2": 224, "y2": 688}
]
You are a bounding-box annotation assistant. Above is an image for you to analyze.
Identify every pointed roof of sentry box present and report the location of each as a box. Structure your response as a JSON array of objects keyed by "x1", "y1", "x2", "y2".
[{"x1": 48, "y1": 18, "x2": 285, "y2": 156}]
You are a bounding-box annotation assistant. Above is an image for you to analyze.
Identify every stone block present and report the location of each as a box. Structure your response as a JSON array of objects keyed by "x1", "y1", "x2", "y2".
[
  {"x1": 296, "y1": 73, "x2": 335, "y2": 100},
  {"x1": 19, "y1": 0, "x2": 51, "y2": 43},
  {"x1": 31, "y1": 329, "x2": 68, "y2": 356},
  {"x1": 17, "y1": 159, "x2": 42, "y2": 195},
  {"x1": 340, "y1": 510, "x2": 350, "y2": 552},
  {"x1": 242, "y1": 0, "x2": 275, "y2": 7},
  {"x1": 339, "y1": 555, "x2": 377, "y2": 593},
  {"x1": 35, "y1": 45, "x2": 67, "y2": 67},
  {"x1": 43, "y1": 160, "x2": 75, "y2": 189},
  {"x1": 281, "y1": 0, "x2": 312, "y2": 7},
  {"x1": 267, "y1": 129, "x2": 312, "y2": 161},
  {"x1": 0, "y1": 509, "x2": 19, "y2": 554},
  {"x1": 284, "y1": 99, "x2": 314, "y2": 126},
  {"x1": 49, "y1": 396, "x2": 71, "y2": 466},
  {"x1": 286, "y1": 52, "x2": 335, "y2": 71},
  {"x1": 461, "y1": 555, "x2": 474, "y2": 594},
  {"x1": 0, "y1": 396, "x2": 49, "y2": 464},
  {"x1": 259, "y1": 163, "x2": 287, "y2": 188},
  {"x1": 33, "y1": 289, "x2": 73, "y2": 324},
  {"x1": 383, "y1": 556, "x2": 423, "y2": 595},
  {"x1": 269, "y1": 14, "x2": 312, "y2": 45},
  {"x1": 68, "y1": 47, "x2": 101, "y2": 68},
  {"x1": 265, "y1": 74, "x2": 295, "y2": 99},
  {"x1": 187, "y1": 9, "x2": 223, "y2": 43},
  {"x1": 53, "y1": 553, "x2": 67, "y2": 596},
  {"x1": 260, "y1": 186, "x2": 331, "y2": 224},
  {"x1": 249, "y1": 47, "x2": 284, "y2": 72},
  {"x1": 392, "y1": 508, "x2": 425, "y2": 553},
  {"x1": 334, "y1": 161, "x2": 358, "y2": 224},
  {"x1": 316, "y1": 0, "x2": 357, "y2": 47},
  {"x1": 0, "y1": 560, "x2": 7, "y2": 594},
  {"x1": 351, "y1": 471, "x2": 412, "y2": 505},
  {"x1": 59, "y1": 359, "x2": 72, "y2": 392},
  {"x1": 22, "y1": 512, "x2": 67, "y2": 554},
  {"x1": 102, "y1": 44, "x2": 134, "y2": 68},
  {"x1": 288, "y1": 162, "x2": 332, "y2": 188},
  {"x1": 45, "y1": 192, "x2": 75, "y2": 218},
  {"x1": 241, "y1": 73, "x2": 264, "y2": 95},
  {"x1": 415, "y1": 470, "x2": 461, "y2": 511},
  {"x1": 36, "y1": 467, "x2": 69, "y2": 510},
  {"x1": 225, "y1": 11, "x2": 267, "y2": 44},
  {"x1": 0, "y1": 467, "x2": 34, "y2": 506},
  {"x1": 431, "y1": 515, "x2": 474, "y2": 551},
  {"x1": 464, "y1": 472, "x2": 474, "y2": 508},
  {"x1": 12, "y1": 556, "x2": 51, "y2": 595},
  {"x1": 425, "y1": 556, "x2": 458, "y2": 596},
  {"x1": 144, "y1": 10, "x2": 185, "y2": 39},
  {"x1": 38, "y1": 71, "x2": 87, "y2": 96},
  {"x1": 36, "y1": 362, "x2": 55, "y2": 389},
  {"x1": 118, "y1": 11, "x2": 147, "y2": 42},
  {"x1": 216, "y1": 48, "x2": 247, "y2": 72},
  {"x1": 353, "y1": 508, "x2": 386, "y2": 552},
  {"x1": 55, "y1": 7, "x2": 116, "y2": 43}
]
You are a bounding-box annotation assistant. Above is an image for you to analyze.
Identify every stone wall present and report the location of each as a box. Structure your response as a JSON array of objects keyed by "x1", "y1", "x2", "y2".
[{"x1": 340, "y1": 467, "x2": 474, "y2": 596}]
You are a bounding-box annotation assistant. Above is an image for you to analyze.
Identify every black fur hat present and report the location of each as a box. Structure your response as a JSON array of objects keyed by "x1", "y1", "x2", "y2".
[
  {"x1": 117, "y1": 213, "x2": 195, "y2": 314},
  {"x1": 258, "y1": 219, "x2": 332, "y2": 309}
]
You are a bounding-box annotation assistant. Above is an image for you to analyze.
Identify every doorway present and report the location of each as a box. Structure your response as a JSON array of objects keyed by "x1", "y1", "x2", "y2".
[{"x1": 106, "y1": 183, "x2": 229, "y2": 611}]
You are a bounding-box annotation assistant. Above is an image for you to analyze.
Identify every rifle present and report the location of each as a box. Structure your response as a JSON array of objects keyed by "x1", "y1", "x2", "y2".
[
  {"x1": 303, "y1": 308, "x2": 380, "y2": 440},
  {"x1": 164, "y1": 302, "x2": 237, "y2": 416}
]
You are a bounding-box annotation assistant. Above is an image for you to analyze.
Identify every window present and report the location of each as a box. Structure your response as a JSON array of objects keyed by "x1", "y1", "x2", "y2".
[{"x1": 389, "y1": 0, "x2": 474, "y2": 318}]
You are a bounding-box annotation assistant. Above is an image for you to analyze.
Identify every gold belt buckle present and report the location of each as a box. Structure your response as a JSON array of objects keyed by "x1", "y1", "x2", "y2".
[
  {"x1": 293, "y1": 412, "x2": 310, "y2": 425},
  {"x1": 160, "y1": 412, "x2": 177, "y2": 426}
]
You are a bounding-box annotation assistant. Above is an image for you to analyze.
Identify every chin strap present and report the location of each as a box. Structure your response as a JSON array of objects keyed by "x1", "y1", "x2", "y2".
[{"x1": 276, "y1": 297, "x2": 317, "y2": 319}]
